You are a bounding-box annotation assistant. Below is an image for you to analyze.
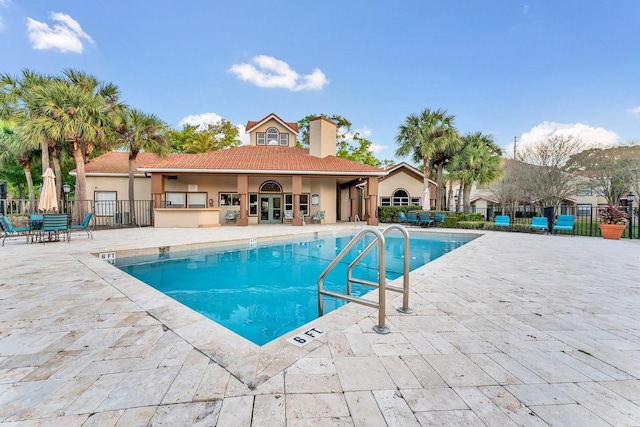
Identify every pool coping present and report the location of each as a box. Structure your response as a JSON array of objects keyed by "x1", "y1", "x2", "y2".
[{"x1": 75, "y1": 227, "x2": 486, "y2": 387}]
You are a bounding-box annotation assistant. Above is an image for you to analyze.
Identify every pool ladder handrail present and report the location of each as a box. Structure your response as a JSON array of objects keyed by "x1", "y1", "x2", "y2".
[
  {"x1": 347, "y1": 224, "x2": 412, "y2": 315},
  {"x1": 317, "y1": 225, "x2": 412, "y2": 335}
]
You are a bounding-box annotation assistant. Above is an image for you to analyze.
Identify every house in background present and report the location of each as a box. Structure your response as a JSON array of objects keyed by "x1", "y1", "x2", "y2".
[
  {"x1": 378, "y1": 163, "x2": 436, "y2": 209},
  {"x1": 79, "y1": 114, "x2": 387, "y2": 227}
]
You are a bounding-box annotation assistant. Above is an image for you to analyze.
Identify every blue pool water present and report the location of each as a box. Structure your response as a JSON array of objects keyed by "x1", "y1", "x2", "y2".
[{"x1": 116, "y1": 232, "x2": 477, "y2": 345}]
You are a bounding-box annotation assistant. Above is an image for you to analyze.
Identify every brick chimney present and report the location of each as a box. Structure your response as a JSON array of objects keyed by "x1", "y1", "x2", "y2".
[{"x1": 309, "y1": 116, "x2": 337, "y2": 158}]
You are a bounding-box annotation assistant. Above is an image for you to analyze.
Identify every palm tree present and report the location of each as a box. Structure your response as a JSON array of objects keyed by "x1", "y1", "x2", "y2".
[
  {"x1": 448, "y1": 132, "x2": 503, "y2": 213},
  {"x1": 18, "y1": 78, "x2": 114, "y2": 218},
  {"x1": 115, "y1": 108, "x2": 168, "y2": 225},
  {"x1": 395, "y1": 108, "x2": 461, "y2": 210},
  {"x1": 0, "y1": 70, "x2": 53, "y2": 177},
  {"x1": 0, "y1": 124, "x2": 39, "y2": 212}
]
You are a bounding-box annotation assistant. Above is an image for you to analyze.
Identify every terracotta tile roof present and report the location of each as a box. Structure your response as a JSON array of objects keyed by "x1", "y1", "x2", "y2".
[
  {"x1": 83, "y1": 152, "x2": 171, "y2": 174},
  {"x1": 140, "y1": 146, "x2": 385, "y2": 175},
  {"x1": 245, "y1": 113, "x2": 299, "y2": 134}
]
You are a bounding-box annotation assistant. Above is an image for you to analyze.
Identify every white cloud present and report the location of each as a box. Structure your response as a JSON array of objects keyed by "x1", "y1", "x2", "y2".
[
  {"x1": 178, "y1": 112, "x2": 249, "y2": 145},
  {"x1": 26, "y1": 12, "x2": 93, "y2": 53},
  {"x1": 507, "y1": 121, "x2": 619, "y2": 158},
  {"x1": 230, "y1": 55, "x2": 328, "y2": 91},
  {"x1": 178, "y1": 112, "x2": 223, "y2": 129},
  {"x1": 630, "y1": 106, "x2": 640, "y2": 115}
]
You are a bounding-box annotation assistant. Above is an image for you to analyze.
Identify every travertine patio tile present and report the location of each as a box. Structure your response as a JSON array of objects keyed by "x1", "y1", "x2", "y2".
[
  {"x1": 113, "y1": 405, "x2": 157, "y2": 427},
  {"x1": 372, "y1": 389, "x2": 419, "y2": 427},
  {"x1": 487, "y1": 353, "x2": 546, "y2": 384},
  {"x1": 530, "y1": 403, "x2": 610, "y2": 427},
  {"x1": 0, "y1": 366, "x2": 36, "y2": 384},
  {"x1": 365, "y1": 332, "x2": 419, "y2": 356},
  {"x1": 400, "y1": 355, "x2": 448, "y2": 389},
  {"x1": 379, "y1": 356, "x2": 421, "y2": 389},
  {"x1": 27, "y1": 374, "x2": 98, "y2": 419},
  {"x1": 507, "y1": 350, "x2": 591, "y2": 383},
  {"x1": 251, "y1": 394, "x2": 286, "y2": 427},
  {"x1": 424, "y1": 354, "x2": 497, "y2": 387},
  {"x1": 466, "y1": 354, "x2": 522, "y2": 385},
  {"x1": 0, "y1": 379, "x2": 66, "y2": 421},
  {"x1": 479, "y1": 385, "x2": 547, "y2": 427},
  {"x1": 454, "y1": 387, "x2": 520, "y2": 426},
  {"x1": 334, "y1": 356, "x2": 395, "y2": 391},
  {"x1": 343, "y1": 332, "x2": 375, "y2": 356},
  {"x1": 548, "y1": 350, "x2": 616, "y2": 381},
  {"x1": 344, "y1": 391, "x2": 387, "y2": 427},
  {"x1": 193, "y1": 361, "x2": 231, "y2": 401},
  {"x1": 505, "y1": 383, "x2": 575, "y2": 406},
  {"x1": 97, "y1": 366, "x2": 180, "y2": 411},
  {"x1": 555, "y1": 382, "x2": 640, "y2": 425},
  {"x1": 414, "y1": 409, "x2": 486, "y2": 426},
  {"x1": 64, "y1": 373, "x2": 127, "y2": 415},
  {"x1": 401, "y1": 387, "x2": 468, "y2": 411},
  {"x1": 161, "y1": 349, "x2": 210, "y2": 404},
  {"x1": 600, "y1": 379, "x2": 640, "y2": 401},
  {"x1": 286, "y1": 393, "x2": 349, "y2": 420},
  {"x1": 81, "y1": 410, "x2": 124, "y2": 427},
  {"x1": 149, "y1": 401, "x2": 222, "y2": 426},
  {"x1": 285, "y1": 372, "x2": 341, "y2": 394}
]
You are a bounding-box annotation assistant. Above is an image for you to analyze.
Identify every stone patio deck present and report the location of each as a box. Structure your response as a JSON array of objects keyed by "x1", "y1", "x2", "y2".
[{"x1": 0, "y1": 224, "x2": 639, "y2": 426}]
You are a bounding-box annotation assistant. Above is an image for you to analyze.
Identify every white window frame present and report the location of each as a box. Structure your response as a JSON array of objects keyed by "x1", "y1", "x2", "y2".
[
  {"x1": 95, "y1": 191, "x2": 116, "y2": 216},
  {"x1": 279, "y1": 133, "x2": 288, "y2": 146},
  {"x1": 187, "y1": 192, "x2": 207, "y2": 208},
  {"x1": 220, "y1": 193, "x2": 241, "y2": 206},
  {"x1": 165, "y1": 192, "x2": 186, "y2": 208},
  {"x1": 266, "y1": 127, "x2": 279, "y2": 145}
]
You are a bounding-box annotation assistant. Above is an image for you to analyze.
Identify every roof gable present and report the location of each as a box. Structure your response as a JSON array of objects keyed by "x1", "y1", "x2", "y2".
[{"x1": 246, "y1": 113, "x2": 299, "y2": 134}]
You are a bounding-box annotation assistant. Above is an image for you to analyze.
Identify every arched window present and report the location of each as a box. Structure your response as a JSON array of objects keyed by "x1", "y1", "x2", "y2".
[
  {"x1": 260, "y1": 181, "x2": 282, "y2": 192},
  {"x1": 392, "y1": 189, "x2": 410, "y2": 206},
  {"x1": 266, "y1": 128, "x2": 279, "y2": 145}
]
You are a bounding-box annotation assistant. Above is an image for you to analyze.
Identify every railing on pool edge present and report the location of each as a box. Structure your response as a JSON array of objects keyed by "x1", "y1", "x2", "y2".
[{"x1": 317, "y1": 224, "x2": 413, "y2": 334}]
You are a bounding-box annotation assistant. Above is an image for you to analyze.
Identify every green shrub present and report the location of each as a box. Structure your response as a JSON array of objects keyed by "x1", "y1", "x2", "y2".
[
  {"x1": 377, "y1": 205, "x2": 423, "y2": 223},
  {"x1": 456, "y1": 212, "x2": 484, "y2": 222},
  {"x1": 456, "y1": 221, "x2": 488, "y2": 229},
  {"x1": 443, "y1": 217, "x2": 458, "y2": 228}
]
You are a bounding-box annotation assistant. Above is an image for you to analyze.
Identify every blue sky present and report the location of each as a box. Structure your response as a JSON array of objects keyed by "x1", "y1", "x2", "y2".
[{"x1": 1, "y1": 0, "x2": 639, "y2": 164}]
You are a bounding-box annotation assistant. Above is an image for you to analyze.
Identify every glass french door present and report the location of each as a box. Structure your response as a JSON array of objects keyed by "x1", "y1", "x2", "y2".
[{"x1": 259, "y1": 195, "x2": 282, "y2": 224}]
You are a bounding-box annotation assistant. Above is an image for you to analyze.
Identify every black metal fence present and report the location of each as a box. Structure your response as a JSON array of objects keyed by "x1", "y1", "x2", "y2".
[
  {"x1": 1, "y1": 198, "x2": 154, "y2": 229},
  {"x1": 463, "y1": 206, "x2": 638, "y2": 238}
]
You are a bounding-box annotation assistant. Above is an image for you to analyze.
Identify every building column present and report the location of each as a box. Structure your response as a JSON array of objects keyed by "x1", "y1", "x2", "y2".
[
  {"x1": 236, "y1": 174, "x2": 249, "y2": 226},
  {"x1": 292, "y1": 175, "x2": 303, "y2": 226},
  {"x1": 366, "y1": 177, "x2": 379, "y2": 226}
]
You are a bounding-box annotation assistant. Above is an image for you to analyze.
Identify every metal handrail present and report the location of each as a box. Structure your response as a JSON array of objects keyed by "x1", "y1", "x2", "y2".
[
  {"x1": 318, "y1": 227, "x2": 389, "y2": 333},
  {"x1": 346, "y1": 224, "x2": 412, "y2": 314}
]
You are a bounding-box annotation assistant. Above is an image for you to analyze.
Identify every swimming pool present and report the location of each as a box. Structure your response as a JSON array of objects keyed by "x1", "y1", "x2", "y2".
[{"x1": 116, "y1": 231, "x2": 478, "y2": 345}]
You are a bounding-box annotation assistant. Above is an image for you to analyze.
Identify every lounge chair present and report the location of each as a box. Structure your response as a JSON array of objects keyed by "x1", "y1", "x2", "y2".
[
  {"x1": 71, "y1": 213, "x2": 93, "y2": 239},
  {"x1": 311, "y1": 210, "x2": 325, "y2": 224},
  {"x1": 398, "y1": 212, "x2": 408, "y2": 224},
  {"x1": 283, "y1": 209, "x2": 294, "y2": 224},
  {"x1": 553, "y1": 214, "x2": 575, "y2": 235},
  {"x1": 433, "y1": 213, "x2": 445, "y2": 227},
  {"x1": 0, "y1": 216, "x2": 31, "y2": 246},
  {"x1": 225, "y1": 210, "x2": 239, "y2": 224},
  {"x1": 406, "y1": 212, "x2": 419, "y2": 226},
  {"x1": 530, "y1": 216, "x2": 549, "y2": 234},
  {"x1": 493, "y1": 215, "x2": 510, "y2": 227},
  {"x1": 42, "y1": 214, "x2": 70, "y2": 243},
  {"x1": 418, "y1": 212, "x2": 434, "y2": 227}
]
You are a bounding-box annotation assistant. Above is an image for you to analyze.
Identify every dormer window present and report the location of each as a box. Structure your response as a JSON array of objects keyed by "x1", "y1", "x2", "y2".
[{"x1": 257, "y1": 127, "x2": 289, "y2": 146}]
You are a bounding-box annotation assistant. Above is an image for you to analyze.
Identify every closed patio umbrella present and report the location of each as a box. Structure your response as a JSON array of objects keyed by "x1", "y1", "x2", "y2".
[
  {"x1": 422, "y1": 186, "x2": 430, "y2": 211},
  {"x1": 38, "y1": 168, "x2": 58, "y2": 213}
]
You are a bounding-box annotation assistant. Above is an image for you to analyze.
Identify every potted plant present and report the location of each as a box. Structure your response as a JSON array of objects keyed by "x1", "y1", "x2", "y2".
[{"x1": 598, "y1": 205, "x2": 628, "y2": 240}]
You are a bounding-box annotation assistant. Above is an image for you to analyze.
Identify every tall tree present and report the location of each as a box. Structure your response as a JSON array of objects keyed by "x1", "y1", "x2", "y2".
[
  {"x1": 0, "y1": 70, "x2": 53, "y2": 176},
  {"x1": 18, "y1": 76, "x2": 117, "y2": 215},
  {"x1": 0, "y1": 124, "x2": 39, "y2": 211},
  {"x1": 448, "y1": 132, "x2": 503, "y2": 213},
  {"x1": 115, "y1": 108, "x2": 169, "y2": 225},
  {"x1": 395, "y1": 108, "x2": 461, "y2": 210},
  {"x1": 518, "y1": 135, "x2": 584, "y2": 212},
  {"x1": 565, "y1": 143, "x2": 640, "y2": 205}
]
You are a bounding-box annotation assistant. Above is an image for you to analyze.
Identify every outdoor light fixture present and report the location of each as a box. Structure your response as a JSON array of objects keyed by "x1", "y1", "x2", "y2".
[
  {"x1": 628, "y1": 191, "x2": 635, "y2": 240},
  {"x1": 62, "y1": 183, "x2": 71, "y2": 214}
]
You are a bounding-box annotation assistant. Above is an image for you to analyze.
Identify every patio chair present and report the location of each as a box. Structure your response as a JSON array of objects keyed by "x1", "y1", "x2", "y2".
[
  {"x1": 71, "y1": 213, "x2": 93, "y2": 239},
  {"x1": 406, "y1": 212, "x2": 419, "y2": 226},
  {"x1": 0, "y1": 216, "x2": 31, "y2": 246},
  {"x1": 225, "y1": 210, "x2": 239, "y2": 224},
  {"x1": 283, "y1": 209, "x2": 294, "y2": 224},
  {"x1": 530, "y1": 216, "x2": 549, "y2": 234},
  {"x1": 398, "y1": 211, "x2": 408, "y2": 223},
  {"x1": 553, "y1": 214, "x2": 575, "y2": 235},
  {"x1": 311, "y1": 210, "x2": 325, "y2": 224},
  {"x1": 42, "y1": 214, "x2": 70, "y2": 243},
  {"x1": 433, "y1": 213, "x2": 446, "y2": 227},
  {"x1": 493, "y1": 215, "x2": 510, "y2": 227},
  {"x1": 418, "y1": 212, "x2": 434, "y2": 227}
]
